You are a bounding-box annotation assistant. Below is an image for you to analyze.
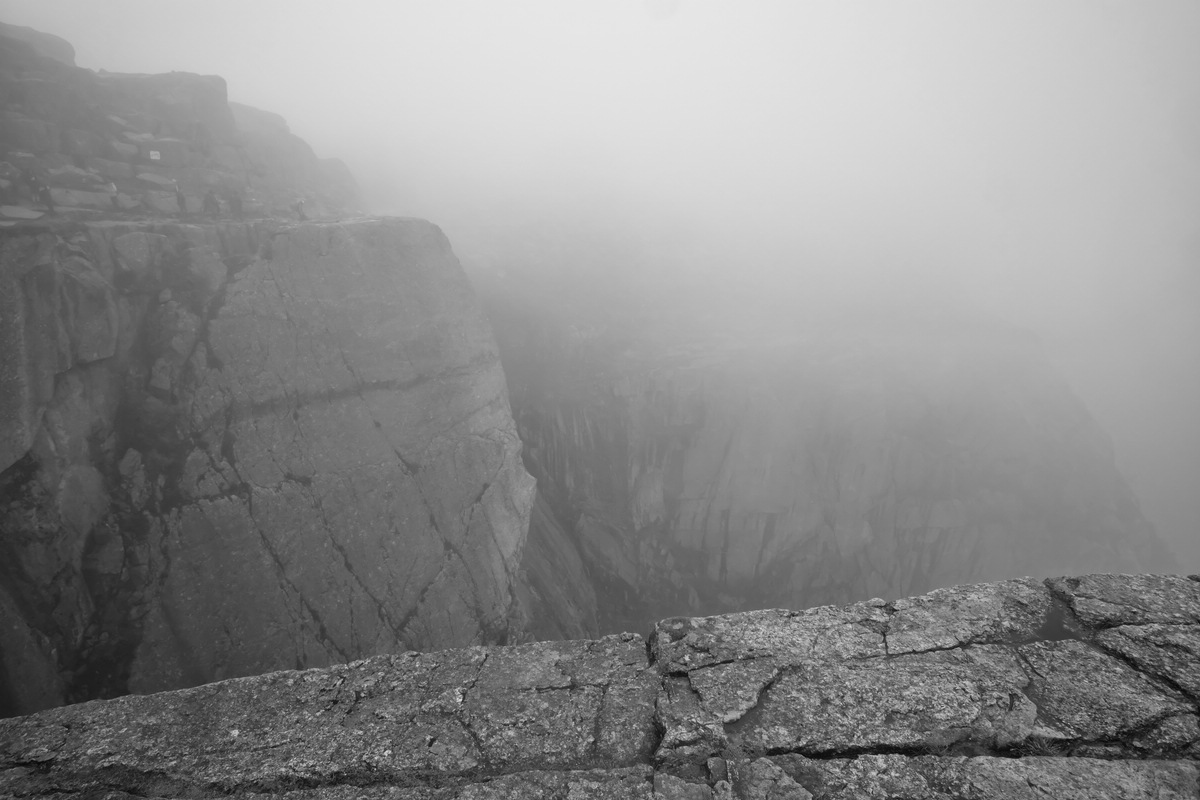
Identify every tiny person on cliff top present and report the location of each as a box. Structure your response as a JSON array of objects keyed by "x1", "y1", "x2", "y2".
[{"x1": 294, "y1": 198, "x2": 307, "y2": 221}]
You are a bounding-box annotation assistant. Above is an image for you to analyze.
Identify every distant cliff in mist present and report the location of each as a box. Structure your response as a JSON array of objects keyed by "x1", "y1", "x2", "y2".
[{"x1": 476, "y1": 261, "x2": 1175, "y2": 639}]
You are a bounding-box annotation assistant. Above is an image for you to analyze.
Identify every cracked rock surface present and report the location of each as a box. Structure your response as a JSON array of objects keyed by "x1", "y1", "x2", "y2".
[
  {"x1": 0, "y1": 217, "x2": 534, "y2": 715},
  {"x1": 1, "y1": 574, "x2": 1197, "y2": 798}
]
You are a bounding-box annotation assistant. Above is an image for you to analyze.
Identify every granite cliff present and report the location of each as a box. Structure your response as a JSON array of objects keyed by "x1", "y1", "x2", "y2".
[
  {"x1": 1, "y1": 573, "x2": 1197, "y2": 798},
  {"x1": 479, "y1": 273, "x2": 1174, "y2": 639},
  {"x1": 0, "y1": 23, "x2": 536, "y2": 716},
  {"x1": 0, "y1": 216, "x2": 534, "y2": 717}
]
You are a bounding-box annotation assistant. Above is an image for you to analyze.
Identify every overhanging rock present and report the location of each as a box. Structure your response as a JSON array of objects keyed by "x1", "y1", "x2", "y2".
[{"x1": 2, "y1": 573, "x2": 1197, "y2": 798}]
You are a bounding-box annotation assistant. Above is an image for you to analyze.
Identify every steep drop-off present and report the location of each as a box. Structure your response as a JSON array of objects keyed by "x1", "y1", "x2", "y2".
[
  {"x1": 2, "y1": 573, "x2": 1197, "y2": 798},
  {"x1": 482, "y1": 276, "x2": 1173, "y2": 637},
  {"x1": 0, "y1": 217, "x2": 534, "y2": 717}
]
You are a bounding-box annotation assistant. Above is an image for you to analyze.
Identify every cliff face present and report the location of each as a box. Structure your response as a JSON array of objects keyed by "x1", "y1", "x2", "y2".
[
  {"x1": 0, "y1": 217, "x2": 534, "y2": 717},
  {"x1": 0, "y1": 28, "x2": 358, "y2": 222},
  {"x1": 482, "y1": 279, "x2": 1173, "y2": 637},
  {"x1": 1, "y1": 573, "x2": 1197, "y2": 798}
]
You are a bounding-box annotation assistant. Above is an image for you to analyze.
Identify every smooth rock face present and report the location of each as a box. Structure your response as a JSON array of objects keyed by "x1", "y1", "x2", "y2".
[
  {"x1": 0, "y1": 217, "x2": 535, "y2": 715},
  {"x1": 0, "y1": 574, "x2": 1196, "y2": 798},
  {"x1": 482, "y1": 282, "x2": 1175, "y2": 636}
]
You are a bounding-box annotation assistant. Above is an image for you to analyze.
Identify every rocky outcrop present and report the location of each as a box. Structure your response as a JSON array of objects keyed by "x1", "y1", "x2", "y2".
[
  {"x1": 0, "y1": 217, "x2": 534, "y2": 717},
  {"x1": 482, "y1": 277, "x2": 1174, "y2": 636},
  {"x1": 1, "y1": 573, "x2": 1196, "y2": 798},
  {"x1": 0, "y1": 22, "x2": 74, "y2": 67},
  {"x1": 0, "y1": 28, "x2": 359, "y2": 222}
]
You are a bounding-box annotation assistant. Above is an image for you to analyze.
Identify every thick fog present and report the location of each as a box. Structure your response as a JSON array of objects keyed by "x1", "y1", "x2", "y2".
[{"x1": 7, "y1": 0, "x2": 1197, "y2": 565}]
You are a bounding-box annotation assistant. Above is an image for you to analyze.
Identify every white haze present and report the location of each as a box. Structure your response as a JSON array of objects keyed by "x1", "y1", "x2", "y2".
[{"x1": 5, "y1": 0, "x2": 1198, "y2": 565}]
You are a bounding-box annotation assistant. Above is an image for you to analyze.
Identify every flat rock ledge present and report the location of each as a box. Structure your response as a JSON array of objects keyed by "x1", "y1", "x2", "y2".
[{"x1": 2, "y1": 573, "x2": 1198, "y2": 799}]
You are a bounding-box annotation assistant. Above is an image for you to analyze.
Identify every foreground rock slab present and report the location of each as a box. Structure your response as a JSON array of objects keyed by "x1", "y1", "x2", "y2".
[{"x1": 1, "y1": 574, "x2": 1198, "y2": 798}]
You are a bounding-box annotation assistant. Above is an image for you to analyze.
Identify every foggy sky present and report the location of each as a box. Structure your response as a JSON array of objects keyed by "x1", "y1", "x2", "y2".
[{"x1": 4, "y1": 1, "x2": 1198, "y2": 565}]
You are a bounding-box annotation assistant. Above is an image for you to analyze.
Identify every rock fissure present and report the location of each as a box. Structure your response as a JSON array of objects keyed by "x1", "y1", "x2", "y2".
[
  {"x1": 1091, "y1": 638, "x2": 1200, "y2": 711},
  {"x1": 3, "y1": 576, "x2": 1200, "y2": 797},
  {"x1": 211, "y1": 404, "x2": 351, "y2": 664}
]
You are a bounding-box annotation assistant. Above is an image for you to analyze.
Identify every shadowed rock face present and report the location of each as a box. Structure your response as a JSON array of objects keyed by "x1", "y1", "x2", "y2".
[
  {"x1": 481, "y1": 276, "x2": 1174, "y2": 637},
  {"x1": 1, "y1": 573, "x2": 1196, "y2": 798},
  {"x1": 0, "y1": 217, "x2": 534, "y2": 717}
]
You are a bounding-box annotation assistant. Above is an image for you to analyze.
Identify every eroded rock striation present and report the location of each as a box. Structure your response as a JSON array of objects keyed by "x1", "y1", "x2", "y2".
[
  {"x1": 1, "y1": 573, "x2": 1197, "y2": 798},
  {"x1": 0, "y1": 216, "x2": 534, "y2": 716}
]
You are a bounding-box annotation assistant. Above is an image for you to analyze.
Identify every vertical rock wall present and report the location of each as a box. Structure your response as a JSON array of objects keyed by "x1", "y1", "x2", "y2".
[
  {"x1": 483, "y1": 283, "x2": 1174, "y2": 635},
  {"x1": 0, "y1": 217, "x2": 534, "y2": 716}
]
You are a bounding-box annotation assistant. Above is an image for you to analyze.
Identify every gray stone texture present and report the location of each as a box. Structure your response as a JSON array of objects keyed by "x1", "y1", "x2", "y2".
[{"x1": 1, "y1": 574, "x2": 1197, "y2": 798}]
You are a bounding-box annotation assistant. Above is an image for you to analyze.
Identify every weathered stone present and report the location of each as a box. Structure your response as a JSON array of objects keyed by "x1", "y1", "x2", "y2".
[
  {"x1": 1094, "y1": 624, "x2": 1200, "y2": 701},
  {"x1": 887, "y1": 577, "x2": 1055, "y2": 654},
  {"x1": 688, "y1": 658, "x2": 781, "y2": 724},
  {"x1": 725, "y1": 646, "x2": 1038, "y2": 755},
  {"x1": 653, "y1": 772, "x2": 715, "y2": 799},
  {"x1": 731, "y1": 758, "x2": 813, "y2": 799},
  {"x1": 1018, "y1": 639, "x2": 1194, "y2": 745},
  {"x1": 775, "y1": 754, "x2": 1199, "y2": 800},
  {"x1": 1047, "y1": 573, "x2": 1200, "y2": 628},
  {"x1": 2, "y1": 575, "x2": 1199, "y2": 797},
  {"x1": 0, "y1": 638, "x2": 654, "y2": 794},
  {"x1": 651, "y1": 600, "x2": 888, "y2": 674}
]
